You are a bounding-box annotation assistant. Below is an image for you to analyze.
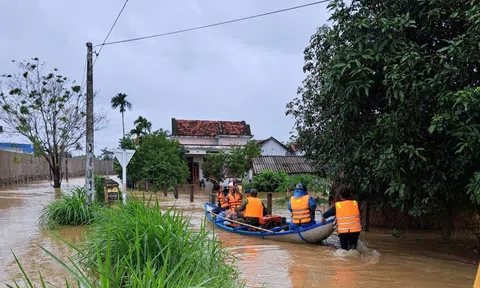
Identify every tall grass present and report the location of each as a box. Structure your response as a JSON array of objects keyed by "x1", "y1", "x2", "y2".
[
  {"x1": 11, "y1": 195, "x2": 242, "y2": 287},
  {"x1": 37, "y1": 187, "x2": 99, "y2": 229},
  {"x1": 79, "y1": 196, "x2": 240, "y2": 287}
]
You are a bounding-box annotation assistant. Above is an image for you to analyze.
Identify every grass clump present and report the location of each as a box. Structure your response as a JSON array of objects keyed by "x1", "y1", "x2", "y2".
[
  {"x1": 10, "y1": 196, "x2": 241, "y2": 287},
  {"x1": 37, "y1": 187, "x2": 99, "y2": 229},
  {"x1": 79, "y1": 196, "x2": 240, "y2": 287}
]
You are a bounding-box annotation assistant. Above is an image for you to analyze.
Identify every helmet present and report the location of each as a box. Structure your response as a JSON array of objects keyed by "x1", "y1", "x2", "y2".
[{"x1": 296, "y1": 183, "x2": 307, "y2": 192}]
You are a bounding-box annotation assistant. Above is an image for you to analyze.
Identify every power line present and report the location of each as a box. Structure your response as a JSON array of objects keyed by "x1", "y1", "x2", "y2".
[
  {"x1": 96, "y1": 0, "x2": 329, "y2": 47},
  {"x1": 94, "y1": 0, "x2": 130, "y2": 66}
]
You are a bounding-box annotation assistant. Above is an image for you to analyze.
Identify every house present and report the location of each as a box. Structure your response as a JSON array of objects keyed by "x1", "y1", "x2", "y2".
[
  {"x1": 246, "y1": 156, "x2": 316, "y2": 181},
  {"x1": 170, "y1": 118, "x2": 253, "y2": 186},
  {"x1": 256, "y1": 137, "x2": 290, "y2": 156},
  {"x1": 0, "y1": 142, "x2": 34, "y2": 154},
  {"x1": 288, "y1": 143, "x2": 305, "y2": 156}
]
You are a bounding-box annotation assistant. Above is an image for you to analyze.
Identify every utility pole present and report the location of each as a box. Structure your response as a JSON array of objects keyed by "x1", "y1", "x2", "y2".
[{"x1": 85, "y1": 42, "x2": 95, "y2": 204}]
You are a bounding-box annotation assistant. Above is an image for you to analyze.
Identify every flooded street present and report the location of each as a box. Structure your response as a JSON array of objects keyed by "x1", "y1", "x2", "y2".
[{"x1": 0, "y1": 178, "x2": 477, "y2": 287}]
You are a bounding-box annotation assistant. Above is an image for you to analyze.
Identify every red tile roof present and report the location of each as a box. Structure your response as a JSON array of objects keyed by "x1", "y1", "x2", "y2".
[{"x1": 171, "y1": 119, "x2": 252, "y2": 137}]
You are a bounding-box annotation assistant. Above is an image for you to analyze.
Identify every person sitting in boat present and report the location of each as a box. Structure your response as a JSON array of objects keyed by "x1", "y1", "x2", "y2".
[
  {"x1": 322, "y1": 185, "x2": 361, "y2": 251},
  {"x1": 287, "y1": 183, "x2": 317, "y2": 229},
  {"x1": 236, "y1": 189, "x2": 267, "y2": 227},
  {"x1": 224, "y1": 181, "x2": 243, "y2": 211},
  {"x1": 214, "y1": 182, "x2": 229, "y2": 211}
]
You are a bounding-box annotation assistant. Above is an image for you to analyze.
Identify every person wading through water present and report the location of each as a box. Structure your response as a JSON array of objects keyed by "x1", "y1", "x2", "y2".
[
  {"x1": 322, "y1": 185, "x2": 362, "y2": 251},
  {"x1": 236, "y1": 189, "x2": 267, "y2": 227}
]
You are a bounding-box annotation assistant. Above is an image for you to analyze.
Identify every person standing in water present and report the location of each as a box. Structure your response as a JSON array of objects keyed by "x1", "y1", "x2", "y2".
[{"x1": 322, "y1": 185, "x2": 362, "y2": 251}]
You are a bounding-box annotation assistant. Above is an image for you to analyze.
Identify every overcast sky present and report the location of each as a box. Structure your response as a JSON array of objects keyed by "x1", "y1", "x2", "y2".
[{"x1": 0, "y1": 0, "x2": 330, "y2": 152}]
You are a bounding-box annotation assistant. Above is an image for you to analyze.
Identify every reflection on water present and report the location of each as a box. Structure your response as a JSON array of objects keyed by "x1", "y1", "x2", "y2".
[{"x1": 0, "y1": 180, "x2": 477, "y2": 287}]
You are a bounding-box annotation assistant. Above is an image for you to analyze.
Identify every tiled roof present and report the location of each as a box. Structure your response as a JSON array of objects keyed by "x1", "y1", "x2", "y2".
[
  {"x1": 171, "y1": 118, "x2": 252, "y2": 137},
  {"x1": 248, "y1": 156, "x2": 317, "y2": 175}
]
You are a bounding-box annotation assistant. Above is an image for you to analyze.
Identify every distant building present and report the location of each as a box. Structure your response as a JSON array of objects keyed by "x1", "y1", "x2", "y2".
[
  {"x1": 170, "y1": 118, "x2": 253, "y2": 186},
  {"x1": 246, "y1": 156, "x2": 316, "y2": 181},
  {"x1": 256, "y1": 137, "x2": 290, "y2": 156},
  {"x1": 288, "y1": 143, "x2": 305, "y2": 156},
  {"x1": 0, "y1": 142, "x2": 34, "y2": 154}
]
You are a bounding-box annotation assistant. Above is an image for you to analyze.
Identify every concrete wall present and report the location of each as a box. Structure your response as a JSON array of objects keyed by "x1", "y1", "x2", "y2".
[
  {"x1": 261, "y1": 140, "x2": 289, "y2": 156},
  {"x1": 0, "y1": 149, "x2": 114, "y2": 187}
]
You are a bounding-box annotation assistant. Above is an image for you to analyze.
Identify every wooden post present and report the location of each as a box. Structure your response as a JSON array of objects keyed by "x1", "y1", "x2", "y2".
[
  {"x1": 190, "y1": 185, "x2": 194, "y2": 202},
  {"x1": 210, "y1": 191, "x2": 216, "y2": 205},
  {"x1": 267, "y1": 192, "x2": 273, "y2": 215},
  {"x1": 163, "y1": 183, "x2": 167, "y2": 197}
]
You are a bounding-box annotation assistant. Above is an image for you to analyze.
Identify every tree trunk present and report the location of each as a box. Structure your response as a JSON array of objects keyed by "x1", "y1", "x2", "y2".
[
  {"x1": 51, "y1": 154, "x2": 62, "y2": 188},
  {"x1": 122, "y1": 112, "x2": 125, "y2": 138}
]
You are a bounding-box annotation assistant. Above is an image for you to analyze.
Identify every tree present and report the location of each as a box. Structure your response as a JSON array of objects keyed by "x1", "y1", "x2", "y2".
[
  {"x1": 225, "y1": 140, "x2": 261, "y2": 178},
  {"x1": 0, "y1": 58, "x2": 108, "y2": 188},
  {"x1": 201, "y1": 152, "x2": 227, "y2": 184},
  {"x1": 286, "y1": 0, "x2": 480, "y2": 224},
  {"x1": 130, "y1": 116, "x2": 152, "y2": 143},
  {"x1": 100, "y1": 147, "x2": 114, "y2": 161},
  {"x1": 139, "y1": 131, "x2": 189, "y2": 187},
  {"x1": 113, "y1": 130, "x2": 188, "y2": 189},
  {"x1": 111, "y1": 93, "x2": 132, "y2": 138}
]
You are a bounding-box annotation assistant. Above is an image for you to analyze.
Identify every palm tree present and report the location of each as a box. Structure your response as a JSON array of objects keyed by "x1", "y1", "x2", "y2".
[
  {"x1": 130, "y1": 116, "x2": 152, "y2": 144},
  {"x1": 110, "y1": 93, "x2": 132, "y2": 138},
  {"x1": 134, "y1": 116, "x2": 152, "y2": 135}
]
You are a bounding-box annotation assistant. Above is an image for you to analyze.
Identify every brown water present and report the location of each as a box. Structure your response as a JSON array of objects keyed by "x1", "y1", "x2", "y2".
[{"x1": 0, "y1": 178, "x2": 477, "y2": 287}]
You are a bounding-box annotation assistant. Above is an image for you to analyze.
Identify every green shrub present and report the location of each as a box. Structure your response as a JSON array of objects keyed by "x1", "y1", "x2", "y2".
[
  {"x1": 94, "y1": 175, "x2": 106, "y2": 203},
  {"x1": 251, "y1": 170, "x2": 288, "y2": 192},
  {"x1": 277, "y1": 174, "x2": 327, "y2": 193},
  {"x1": 79, "y1": 196, "x2": 240, "y2": 287},
  {"x1": 37, "y1": 187, "x2": 99, "y2": 229}
]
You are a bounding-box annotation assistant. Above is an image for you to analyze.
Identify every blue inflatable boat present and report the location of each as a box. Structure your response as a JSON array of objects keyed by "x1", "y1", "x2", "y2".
[{"x1": 204, "y1": 203, "x2": 335, "y2": 244}]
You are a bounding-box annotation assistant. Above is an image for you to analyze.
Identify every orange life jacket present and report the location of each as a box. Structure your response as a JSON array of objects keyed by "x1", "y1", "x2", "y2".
[
  {"x1": 290, "y1": 195, "x2": 312, "y2": 224},
  {"x1": 226, "y1": 192, "x2": 242, "y2": 210},
  {"x1": 217, "y1": 190, "x2": 229, "y2": 208},
  {"x1": 335, "y1": 200, "x2": 362, "y2": 234},
  {"x1": 244, "y1": 197, "x2": 264, "y2": 218}
]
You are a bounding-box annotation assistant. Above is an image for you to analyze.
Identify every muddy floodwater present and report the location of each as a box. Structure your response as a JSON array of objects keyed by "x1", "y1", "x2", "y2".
[{"x1": 0, "y1": 178, "x2": 477, "y2": 287}]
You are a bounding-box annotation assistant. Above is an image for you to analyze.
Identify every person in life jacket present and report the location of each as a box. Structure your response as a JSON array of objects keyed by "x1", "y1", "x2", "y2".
[
  {"x1": 322, "y1": 185, "x2": 362, "y2": 250},
  {"x1": 287, "y1": 183, "x2": 317, "y2": 229},
  {"x1": 214, "y1": 182, "x2": 229, "y2": 211},
  {"x1": 224, "y1": 181, "x2": 243, "y2": 211},
  {"x1": 236, "y1": 189, "x2": 267, "y2": 226}
]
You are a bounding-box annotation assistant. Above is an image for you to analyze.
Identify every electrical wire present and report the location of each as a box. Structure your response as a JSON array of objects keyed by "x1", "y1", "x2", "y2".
[
  {"x1": 94, "y1": 0, "x2": 130, "y2": 66},
  {"x1": 96, "y1": 0, "x2": 329, "y2": 47}
]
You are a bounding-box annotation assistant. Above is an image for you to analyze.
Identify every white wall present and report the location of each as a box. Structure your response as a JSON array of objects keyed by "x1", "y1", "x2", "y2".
[
  {"x1": 217, "y1": 137, "x2": 249, "y2": 146},
  {"x1": 261, "y1": 139, "x2": 288, "y2": 156},
  {"x1": 175, "y1": 137, "x2": 217, "y2": 145}
]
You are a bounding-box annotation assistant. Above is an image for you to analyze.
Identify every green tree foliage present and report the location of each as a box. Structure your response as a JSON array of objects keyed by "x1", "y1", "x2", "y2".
[
  {"x1": 114, "y1": 131, "x2": 188, "y2": 188},
  {"x1": 0, "y1": 58, "x2": 108, "y2": 188},
  {"x1": 130, "y1": 116, "x2": 152, "y2": 144},
  {"x1": 201, "y1": 152, "x2": 227, "y2": 183},
  {"x1": 287, "y1": 0, "x2": 480, "y2": 216},
  {"x1": 99, "y1": 147, "x2": 114, "y2": 161},
  {"x1": 226, "y1": 140, "x2": 262, "y2": 178},
  {"x1": 111, "y1": 93, "x2": 132, "y2": 139},
  {"x1": 140, "y1": 131, "x2": 189, "y2": 187},
  {"x1": 251, "y1": 170, "x2": 289, "y2": 192},
  {"x1": 277, "y1": 174, "x2": 327, "y2": 194}
]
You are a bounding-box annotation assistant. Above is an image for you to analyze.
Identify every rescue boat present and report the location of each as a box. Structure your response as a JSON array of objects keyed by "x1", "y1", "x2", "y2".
[{"x1": 204, "y1": 203, "x2": 335, "y2": 244}]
